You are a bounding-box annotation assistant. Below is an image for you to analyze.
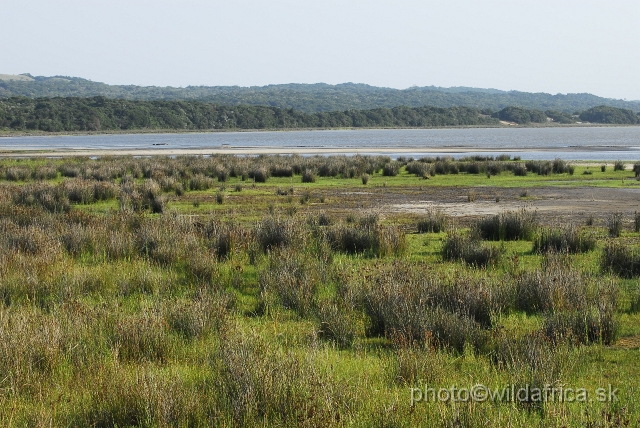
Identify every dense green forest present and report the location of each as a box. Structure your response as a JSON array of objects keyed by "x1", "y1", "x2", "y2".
[
  {"x1": 0, "y1": 97, "x2": 501, "y2": 132},
  {"x1": 579, "y1": 105, "x2": 640, "y2": 125},
  {"x1": 493, "y1": 106, "x2": 548, "y2": 124},
  {"x1": 1, "y1": 97, "x2": 637, "y2": 132},
  {"x1": 2, "y1": 74, "x2": 640, "y2": 114}
]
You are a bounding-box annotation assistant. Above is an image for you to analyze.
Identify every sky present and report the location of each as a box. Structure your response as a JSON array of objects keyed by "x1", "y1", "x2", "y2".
[{"x1": 2, "y1": 0, "x2": 640, "y2": 100}]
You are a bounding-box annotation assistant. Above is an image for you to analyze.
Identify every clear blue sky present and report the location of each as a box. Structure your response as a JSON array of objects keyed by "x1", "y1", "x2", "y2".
[{"x1": 2, "y1": 0, "x2": 639, "y2": 100}]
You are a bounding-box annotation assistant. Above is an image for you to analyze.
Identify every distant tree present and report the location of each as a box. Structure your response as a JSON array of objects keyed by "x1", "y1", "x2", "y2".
[
  {"x1": 579, "y1": 106, "x2": 639, "y2": 124},
  {"x1": 493, "y1": 106, "x2": 547, "y2": 124}
]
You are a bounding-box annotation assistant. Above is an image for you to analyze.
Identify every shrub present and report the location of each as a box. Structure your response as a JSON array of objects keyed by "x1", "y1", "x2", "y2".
[
  {"x1": 633, "y1": 163, "x2": 640, "y2": 178},
  {"x1": 601, "y1": 164, "x2": 606, "y2": 172},
  {"x1": 552, "y1": 158, "x2": 572, "y2": 174},
  {"x1": 417, "y1": 209, "x2": 449, "y2": 233},
  {"x1": 361, "y1": 173, "x2": 370, "y2": 185},
  {"x1": 635, "y1": 211, "x2": 640, "y2": 233},
  {"x1": 614, "y1": 160, "x2": 625, "y2": 171}
]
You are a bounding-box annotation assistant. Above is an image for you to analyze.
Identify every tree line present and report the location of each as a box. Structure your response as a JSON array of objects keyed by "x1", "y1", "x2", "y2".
[
  {"x1": 2, "y1": 75, "x2": 640, "y2": 114},
  {"x1": 0, "y1": 97, "x2": 637, "y2": 132}
]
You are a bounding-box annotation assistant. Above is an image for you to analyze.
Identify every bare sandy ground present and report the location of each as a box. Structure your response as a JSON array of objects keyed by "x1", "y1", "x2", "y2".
[
  {"x1": 388, "y1": 187, "x2": 640, "y2": 225},
  {"x1": 0, "y1": 145, "x2": 632, "y2": 158}
]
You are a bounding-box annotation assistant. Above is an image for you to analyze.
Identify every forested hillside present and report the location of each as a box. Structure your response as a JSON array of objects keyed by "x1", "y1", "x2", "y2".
[
  {"x1": 0, "y1": 97, "x2": 500, "y2": 132},
  {"x1": 2, "y1": 74, "x2": 640, "y2": 114},
  {"x1": 1, "y1": 97, "x2": 637, "y2": 133}
]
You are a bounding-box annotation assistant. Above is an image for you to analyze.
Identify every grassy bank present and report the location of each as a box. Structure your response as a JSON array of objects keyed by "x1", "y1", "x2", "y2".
[{"x1": 0, "y1": 154, "x2": 638, "y2": 426}]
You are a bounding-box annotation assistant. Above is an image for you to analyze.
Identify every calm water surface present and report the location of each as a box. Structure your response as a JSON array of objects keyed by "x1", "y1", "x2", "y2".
[{"x1": 2, "y1": 127, "x2": 640, "y2": 160}]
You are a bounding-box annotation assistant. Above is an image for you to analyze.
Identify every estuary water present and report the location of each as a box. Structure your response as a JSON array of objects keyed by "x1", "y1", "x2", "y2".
[{"x1": 2, "y1": 126, "x2": 640, "y2": 160}]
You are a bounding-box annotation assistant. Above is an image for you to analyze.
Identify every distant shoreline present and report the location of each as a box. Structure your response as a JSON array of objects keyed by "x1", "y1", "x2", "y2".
[
  {"x1": 0, "y1": 122, "x2": 637, "y2": 138},
  {"x1": 0, "y1": 145, "x2": 637, "y2": 159}
]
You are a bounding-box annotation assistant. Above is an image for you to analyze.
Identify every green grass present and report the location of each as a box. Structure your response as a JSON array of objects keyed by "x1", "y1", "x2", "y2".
[{"x1": 0, "y1": 155, "x2": 638, "y2": 426}]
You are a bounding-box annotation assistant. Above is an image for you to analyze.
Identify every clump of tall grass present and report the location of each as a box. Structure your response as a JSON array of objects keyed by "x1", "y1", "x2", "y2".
[
  {"x1": 5, "y1": 166, "x2": 32, "y2": 181},
  {"x1": 416, "y1": 209, "x2": 449, "y2": 233},
  {"x1": 607, "y1": 212, "x2": 623, "y2": 237},
  {"x1": 515, "y1": 254, "x2": 590, "y2": 314},
  {"x1": 361, "y1": 173, "x2": 370, "y2": 184},
  {"x1": 248, "y1": 167, "x2": 270, "y2": 183},
  {"x1": 552, "y1": 158, "x2": 575, "y2": 174},
  {"x1": 324, "y1": 215, "x2": 406, "y2": 257},
  {"x1": 544, "y1": 304, "x2": 618, "y2": 345},
  {"x1": 12, "y1": 182, "x2": 71, "y2": 213},
  {"x1": 301, "y1": 169, "x2": 316, "y2": 183},
  {"x1": 166, "y1": 291, "x2": 234, "y2": 339},
  {"x1": 441, "y1": 231, "x2": 502, "y2": 267},
  {"x1": 33, "y1": 164, "x2": 59, "y2": 180},
  {"x1": 388, "y1": 331, "x2": 447, "y2": 385},
  {"x1": 119, "y1": 180, "x2": 166, "y2": 213},
  {"x1": 358, "y1": 261, "x2": 502, "y2": 351},
  {"x1": 113, "y1": 314, "x2": 171, "y2": 364},
  {"x1": 254, "y1": 216, "x2": 300, "y2": 252},
  {"x1": 492, "y1": 331, "x2": 576, "y2": 411},
  {"x1": 533, "y1": 225, "x2": 597, "y2": 254},
  {"x1": 215, "y1": 330, "x2": 352, "y2": 426},
  {"x1": 188, "y1": 174, "x2": 215, "y2": 191},
  {"x1": 405, "y1": 161, "x2": 430, "y2": 177},
  {"x1": 259, "y1": 248, "x2": 323, "y2": 316},
  {"x1": 382, "y1": 162, "x2": 400, "y2": 177},
  {"x1": 601, "y1": 241, "x2": 640, "y2": 278},
  {"x1": 525, "y1": 160, "x2": 553, "y2": 175},
  {"x1": 614, "y1": 160, "x2": 625, "y2": 171},
  {"x1": 0, "y1": 307, "x2": 64, "y2": 395},
  {"x1": 474, "y1": 210, "x2": 537, "y2": 241},
  {"x1": 64, "y1": 179, "x2": 118, "y2": 204},
  {"x1": 201, "y1": 220, "x2": 244, "y2": 260},
  {"x1": 317, "y1": 299, "x2": 362, "y2": 349}
]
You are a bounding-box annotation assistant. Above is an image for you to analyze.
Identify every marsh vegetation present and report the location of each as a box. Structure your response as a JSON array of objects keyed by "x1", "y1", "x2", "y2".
[{"x1": 0, "y1": 154, "x2": 638, "y2": 426}]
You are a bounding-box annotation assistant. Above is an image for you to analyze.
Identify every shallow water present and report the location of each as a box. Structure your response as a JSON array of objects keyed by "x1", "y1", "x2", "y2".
[{"x1": 2, "y1": 127, "x2": 640, "y2": 160}]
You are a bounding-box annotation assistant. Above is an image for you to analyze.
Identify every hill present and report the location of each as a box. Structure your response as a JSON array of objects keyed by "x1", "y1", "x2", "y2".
[{"x1": 1, "y1": 75, "x2": 639, "y2": 114}]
